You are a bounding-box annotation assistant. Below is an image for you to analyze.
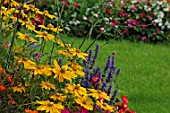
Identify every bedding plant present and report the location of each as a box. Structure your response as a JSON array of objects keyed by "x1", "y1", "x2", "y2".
[
  {"x1": 0, "y1": 0, "x2": 135, "y2": 113},
  {"x1": 34, "y1": 0, "x2": 170, "y2": 43}
]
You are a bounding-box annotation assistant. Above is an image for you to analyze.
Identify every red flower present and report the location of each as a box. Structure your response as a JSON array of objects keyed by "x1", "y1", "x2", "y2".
[
  {"x1": 0, "y1": 85, "x2": 7, "y2": 91},
  {"x1": 7, "y1": 76, "x2": 12, "y2": 82},
  {"x1": 92, "y1": 74, "x2": 101, "y2": 85},
  {"x1": 122, "y1": 95, "x2": 128, "y2": 104},
  {"x1": 110, "y1": 21, "x2": 118, "y2": 26},
  {"x1": 106, "y1": 8, "x2": 111, "y2": 15},
  {"x1": 74, "y1": 2, "x2": 79, "y2": 7}
]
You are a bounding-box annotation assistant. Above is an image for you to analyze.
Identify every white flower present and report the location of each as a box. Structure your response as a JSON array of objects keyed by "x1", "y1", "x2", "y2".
[
  {"x1": 71, "y1": 13, "x2": 77, "y2": 17},
  {"x1": 69, "y1": 21, "x2": 73, "y2": 24},
  {"x1": 65, "y1": 26, "x2": 70, "y2": 31},
  {"x1": 158, "y1": 11, "x2": 164, "y2": 18},
  {"x1": 161, "y1": 25, "x2": 165, "y2": 29},
  {"x1": 158, "y1": 22, "x2": 162, "y2": 26},
  {"x1": 76, "y1": 20, "x2": 80, "y2": 24},
  {"x1": 156, "y1": 1, "x2": 163, "y2": 5},
  {"x1": 82, "y1": 16, "x2": 87, "y2": 20},
  {"x1": 163, "y1": 7, "x2": 169, "y2": 12},
  {"x1": 104, "y1": 18, "x2": 109, "y2": 22},
  {"x1": 93, "y1": 13, "x2": 98, "y2": 18}
]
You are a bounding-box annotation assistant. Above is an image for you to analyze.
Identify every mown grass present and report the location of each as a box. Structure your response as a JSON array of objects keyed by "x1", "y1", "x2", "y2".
[{"x1": 46, "y1": 36, "x2": 170, "y2": 113}]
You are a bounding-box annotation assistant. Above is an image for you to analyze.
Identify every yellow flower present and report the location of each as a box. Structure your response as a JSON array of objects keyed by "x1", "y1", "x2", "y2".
[
  {"x1": 17, "y1": 32, "x2": 37, "y2": 42},
  {"x1": 65, "y1": 84, "x2": 87, "y2": 96},
  {"x1": 57, "y1": 50, "x2": 73, "y2": 59},
  {"x1": 40, "y1": 81, "x2": 56, "y2": 90},
  {"x1": 0, "y1": 6, "x2": 9, "y2": 17},
  {"x1": 14, "y1": 56, "x2": 36, "y2": 67},
  {"x1": 54, "y1": 26, "x2": 63, "y2": 33},
  {"x1": 25, "y1": 22, "x2": 36, "y2": 31},
  {"x1": 5, "y1": 0, "x2": 19, "y2": 7},
  {"x1": 96, "y1": 100, "x2": 114, "y2": 112},
  {"x1": 50, "y1": 93, "x2": 67, "y2": 102},
  {"x1": 52, "y1": 60, "x2": 76, "y2": 82},
  {"x1": 67, "y1": 62, "x2": 84, "y2": 76},
  {"x1": 36, "y1": 100, "x2": 64, "y2": 113},
  {"x1": 43, "y1": 10, "x2": 56, "y2": 19},
  {"x1": 23, "y1": 4, "x2": 35, "y2": 11},
  {"x1": 75, "y1": 96, "x2": 93, "y2": 110},
  {"x1": 70, "y1": 48, "x2": 88, "y2": 61},
  {"x1": 38, "y1": 25, "x2": 49, "y2": 30},
  {"x1": 56, "y1": 39, "x2": 64, "y2": 47},
  {"x1": 88, "y1": 89, "x2": 110, "y2": 101},
  {"x1": 35, "y1": 31, "x2": 55, "y2": 41},
  {"x1": 12, "y1": 83, "x2": 27, "y2": 93}
]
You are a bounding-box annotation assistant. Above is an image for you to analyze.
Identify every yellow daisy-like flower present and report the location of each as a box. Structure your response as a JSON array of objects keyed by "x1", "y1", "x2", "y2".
[
  {"x1": 25, "y1": 22, "x2": 36, "y2": 31},
  {"x1": 52, "y1": 60, "x2": 76, "y2": 82},
  {"x1": 75, "y1": 96, "x2": 93, "y2": 110},
  {"x1": 14, "y1": 56, "x2": 36, "y2": 67},
  {"x1": 35, "y1": 31, "x2": 55, "y2": 41},
  {"x1": 17, "y1": 32, "x2": 37, "y2": 42},
  {"x1": 96, "y1": 100, "x2": 114, "y2": 112},
  {"x1": 23, "y1": 4, "x2": 35, "y2": 11},
  {"x1": 12, "y1": 83, "x2": 27, "y2": 93},
  {"x1": 65, "y1": 84, "x2": 87, "y2": 96},
  {"x1": 40, "y1": 81, "x2": 56, "y2": 90},
  {"x1": 54, "y1": 26, "x2": 63, "y2": 33},
  {"x1": 88, "y1": 89, "x2": 110, "y2": 101},
  {"x1": 57, "y1": 50, "x2": 73, "y2": 59},
  {"x1": 36, "y1": 100, "x2": 64, "y2": 113},
  {"x1": 70, "y1": 48, "x2": 88, "y2": 61},
  {"x1": 43, "y1": 10, "x2": 56, "y2": 19},
  {"x1": 0, "y1": 6, "x2": 9, "y2": 17},
  {"x1": 5, "y1": 0, "x2": 19, "y2": 7},
  {"x1": 67, "y1": 62, "x2": 84, "y2": 76},
  {"x1": 56, "y1": 39, "x2": 64, "y2": 47},
  {"x1": 50, "y1": 93, "x2": 67, "y2": 102}
]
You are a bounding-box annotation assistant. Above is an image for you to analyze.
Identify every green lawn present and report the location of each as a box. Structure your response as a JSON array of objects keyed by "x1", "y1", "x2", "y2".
[{"x1": 53, "y1": 36, "x2": 170, "y2": 113}]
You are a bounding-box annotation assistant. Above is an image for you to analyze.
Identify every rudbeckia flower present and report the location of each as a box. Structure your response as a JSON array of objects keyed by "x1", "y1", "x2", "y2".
[
  {"x1": 52, "y1": 60, "x2": 76, "y2": 82},
  {"x1": 35, "y1": 31, "x2": 55, "y2": 41},
  {"x1": 75, "y1": 96, "x2": 93, "y2": 110},
  {"x1": 43, "y1": 10, "x2": 56, "y2": 19},
  {"x1": 88, "y1": 89, "x2": 110, "y2": 101},
  {"x1": 12, "y1": 83, "x2": 27, "y2": 93},
  {"x1": 36, "y1": 100, "x2": 64, "y2": 113},
  {"x1": 65, "y1": 84, "x2": 87, "y2": 96},
  {"x1": 40, "y1": 81, "x2": 56, "y2": 90},
  {"x1": 96, "y1": 100, "x2": 114, "y2": 112},
  {"x1": 50, "y1": 93, "x2": 67, "y2": 102},
  {"x1": 17, "y1": 32, "x2": 37, "y2": 42}
]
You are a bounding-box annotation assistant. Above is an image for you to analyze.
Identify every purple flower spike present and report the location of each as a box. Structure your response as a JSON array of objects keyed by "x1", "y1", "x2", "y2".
[
  {"x1": 116, "y1": 68, "x2": 121, "y2": 77},
  {"x1": 107, "y1": 84, "x2": 112, "y2": 96}
]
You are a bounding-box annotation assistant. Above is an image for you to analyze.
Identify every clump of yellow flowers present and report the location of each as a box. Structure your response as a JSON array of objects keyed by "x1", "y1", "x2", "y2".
[{"x1": 0, "y1": 0, "x2": 115, "y2": 113}]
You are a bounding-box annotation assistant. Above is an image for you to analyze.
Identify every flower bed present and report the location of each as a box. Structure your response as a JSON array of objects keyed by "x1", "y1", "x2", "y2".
[
  {"x1": 0, "y1": 0, "x2": 136, "y2": 113},
  {"x1": 35, "y1": 0, "x2": 170, "y2": 43}
]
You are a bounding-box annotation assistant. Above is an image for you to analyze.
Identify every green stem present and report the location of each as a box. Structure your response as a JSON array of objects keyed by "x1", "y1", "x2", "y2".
[{"x1": 48, "y1": 42, "x2": 55, "y2": 65}]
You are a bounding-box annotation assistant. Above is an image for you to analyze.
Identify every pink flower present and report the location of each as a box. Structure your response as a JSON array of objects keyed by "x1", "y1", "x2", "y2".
[
  {"x1": 140, "y1": 13, "x2": 145, "y2": 18},
  {"x1": 132, "y1": 6, "x2": 137, "y2": 10},
  {"x1": 74, "y1": 2, "x2": 79, "y2": 7},
  {"x1": 106, "y1": 8, "x2": 111, "y2": 15},
  {"x1": 128, "y1": 19, "x2": 138, "y2": 26},
  {"x1": 141, "y1": 36, "x2": 147, "y2": 41},
  {"x1": 142, "y1": 24, "x2": 146, "y2": 29},
  {"x1": 62, "y1": 109, "x2": 70, "y2": 113},
  {"x1": 112, "y1": 51, "x2": 116, "y2": 55}
]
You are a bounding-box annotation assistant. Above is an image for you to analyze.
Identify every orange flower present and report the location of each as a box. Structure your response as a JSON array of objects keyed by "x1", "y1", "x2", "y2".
[
  {"x1": 7, "y1": 75, "x2": 12, "y2": 82},
  {"x1": 0, "y1": 85, "x2": 7, "y2": 91},
  {"x1": 25, "y1": 108, "x2": 38, "y2": 113},
  {"x1": 167, "y1": 0, "x2": 170, "y2": 2}
]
